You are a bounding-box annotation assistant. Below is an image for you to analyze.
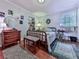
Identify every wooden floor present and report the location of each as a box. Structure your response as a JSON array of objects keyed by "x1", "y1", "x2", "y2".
[
  {"x1": 20, "y1": 41, "x2": 56, "y2": 59},
  {"x1": 0, "y1": 48, "x2": 4, "y2": 59},
  {"x1": 35, "y1": 49, "x2": 56, "y2": 59}
]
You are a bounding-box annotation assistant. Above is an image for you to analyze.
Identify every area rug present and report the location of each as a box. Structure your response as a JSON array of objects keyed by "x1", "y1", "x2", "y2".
[
  {"x1": 52, "y1": 42, "x2": 77, "y2": 59},
  {"x1": 2, "y1": 45, "x2": 38, "y2": 59},
  {"x1": 72, "y1": 44, "x2": 79, "y2": 59}
]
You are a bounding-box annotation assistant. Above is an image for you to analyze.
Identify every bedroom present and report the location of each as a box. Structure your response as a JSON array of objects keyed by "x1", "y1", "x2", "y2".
[{"x1": 0, "y1": 0, "x2": 79, "y2": 59}]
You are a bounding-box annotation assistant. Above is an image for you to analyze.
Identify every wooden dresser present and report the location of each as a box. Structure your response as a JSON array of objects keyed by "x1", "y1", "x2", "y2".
[{"x1": 1, "y1": 29, "x2": 21, "y2": 49}]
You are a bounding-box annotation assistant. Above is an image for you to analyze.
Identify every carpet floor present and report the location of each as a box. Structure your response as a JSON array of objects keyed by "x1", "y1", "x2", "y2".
[
  {"x1": 73, "y1": 44, "x2": 79, "y2": 59},
  {"x1": 2, "y1": 45, "x2": 38, "y2": 59}
]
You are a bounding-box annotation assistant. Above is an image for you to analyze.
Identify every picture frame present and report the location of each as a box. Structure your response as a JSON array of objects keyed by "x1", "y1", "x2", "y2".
[
  {"x1": 19, "y1": 20, "x2": 23, "y2": 24},
  {"x1": 8, "y1": 10, "x2": 13, "y2": 15},
  {"x1": 0, "y1": 12, "x2": 5, "y2": 17},
  {"x1": 20, "y1": 15, "x2": 24, "y2": 19}
]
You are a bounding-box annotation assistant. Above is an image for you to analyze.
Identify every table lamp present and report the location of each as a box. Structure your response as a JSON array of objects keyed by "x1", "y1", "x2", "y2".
[{"x1": 37, "y1": 22, "x2": 41, "y2": 30}]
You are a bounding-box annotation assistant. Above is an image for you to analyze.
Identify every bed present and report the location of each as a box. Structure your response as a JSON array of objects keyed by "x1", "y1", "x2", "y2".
[
  {"x1": 33, "y1": 27, "x2": 57, "y2": 52},
  {"x1": 45, "y1": 27, "x2": 57, "y2": 53},
  {"x1": 46, "y1": 32, "x2": 56, "y2": 53},
  {"x1": 52, "y1": 41, "x2": 77, "y2": 59}
]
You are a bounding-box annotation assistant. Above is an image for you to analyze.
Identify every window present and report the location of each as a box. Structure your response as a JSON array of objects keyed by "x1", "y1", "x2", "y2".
[{"x1": 60, "y1": 9, "x2": 77, "y2": 27}]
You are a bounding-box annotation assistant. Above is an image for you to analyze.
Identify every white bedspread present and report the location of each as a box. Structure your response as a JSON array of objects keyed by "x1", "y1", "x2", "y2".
[
  {"x1": 54, "y1": 42, "x2": 77, "y2": 59},
  {"x1": 46, "y1": 32, "x2": 56, "y2": 52}
]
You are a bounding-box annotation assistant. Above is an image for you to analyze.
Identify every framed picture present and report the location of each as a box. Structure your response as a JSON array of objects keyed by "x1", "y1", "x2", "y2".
[
  {"x1": 0, "y1": 12, "x2": 5, "y2": 17},
  {"x1": 20, "y1": 15, "x2": 24, "y2": 19},
  {"x1": 19, "y1": 20, "x2": 23, "y2": 24},
  {"x1": 8, "y1": 10, "x2": 13, "y2": 15}
]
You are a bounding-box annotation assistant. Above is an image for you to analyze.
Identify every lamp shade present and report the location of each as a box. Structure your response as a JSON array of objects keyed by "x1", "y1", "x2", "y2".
[
  {"x1": 37, "y1": 23, "x2": 41, "y2": 27},
  {"x1": 38, "y1": 0, "x2": 45, "y2": 3}
]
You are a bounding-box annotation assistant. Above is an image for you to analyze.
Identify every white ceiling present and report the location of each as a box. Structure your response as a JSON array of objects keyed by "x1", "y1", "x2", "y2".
[
  {"x1": 5, "y1": 0, "x2": 78, "y2": 15},
  {"x1": 6, "y1": 0, "x2": 52, "y2": 12}
]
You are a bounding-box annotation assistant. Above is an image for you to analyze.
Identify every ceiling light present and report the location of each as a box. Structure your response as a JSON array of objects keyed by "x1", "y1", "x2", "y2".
[{"x1": 38, "y1": 0, "x2": 45, "y2": 3}]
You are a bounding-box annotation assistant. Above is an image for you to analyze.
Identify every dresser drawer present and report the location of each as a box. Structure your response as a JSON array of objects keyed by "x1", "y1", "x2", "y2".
[
  {"x1": 2, "y1": 29, "x2": 21, "y2": 48},
  {"x1": 4, "y1": 38, "x2": 19, "y2": 43}
]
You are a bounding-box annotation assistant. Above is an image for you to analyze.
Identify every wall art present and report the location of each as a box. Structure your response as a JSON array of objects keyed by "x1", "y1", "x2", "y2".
[{"x1": 8, "y1": 10, "x2": 13, "y2": 15}]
